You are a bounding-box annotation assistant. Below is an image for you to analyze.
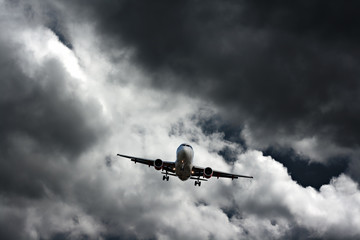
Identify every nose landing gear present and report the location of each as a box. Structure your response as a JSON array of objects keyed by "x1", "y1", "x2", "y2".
[{"x1": 162, "y1": 170, "x2": 170, "y2": 181}]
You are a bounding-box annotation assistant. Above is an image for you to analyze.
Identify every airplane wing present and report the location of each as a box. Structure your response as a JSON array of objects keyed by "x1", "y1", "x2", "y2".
[
  {"x1": 191, "y1": 165, "x2": 253, "y2": 179},
  {"x1": 117, "y1": 154, "x2": 176, "y2": 173}
]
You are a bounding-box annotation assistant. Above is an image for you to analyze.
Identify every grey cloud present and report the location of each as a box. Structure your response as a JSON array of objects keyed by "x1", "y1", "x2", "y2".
[
  {"x1": 232, "y1": 151, "x2": 360, "y2": 240},
  {"x1": 263, "y1": 147, "x2": 349, "y2": 190},
  {"x1": 0, "y1": 58, "x2": 103, "y2": 157},
  {"x1": 60, "y1": 0, "x2": 360, "y2": 178},
  {"x1": 0, "y1": 204, "x2": 27, "y2": 240},
  {"x1": 0, "y1": 4, "x2": 107, "y2": 238},
  {"x1": 2, "y1": 1, "x2": 360, "y2": 240},
  {"x1": 187, "y1": 109, "x2": 350, "y2": 190}
]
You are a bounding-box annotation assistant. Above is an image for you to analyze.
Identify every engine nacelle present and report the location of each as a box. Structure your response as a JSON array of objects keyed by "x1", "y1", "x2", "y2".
[
  {"x1": 154, "y1": 159, "x2": 163, "y2": 170},
  {"x1": 203, "y1": 167, "x2": 213, "y2": 178}
]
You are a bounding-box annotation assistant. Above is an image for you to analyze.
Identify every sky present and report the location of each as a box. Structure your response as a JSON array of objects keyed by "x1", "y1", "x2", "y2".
[{"x1": 1, "y1": 0, "x2": 360, "y2": 239}]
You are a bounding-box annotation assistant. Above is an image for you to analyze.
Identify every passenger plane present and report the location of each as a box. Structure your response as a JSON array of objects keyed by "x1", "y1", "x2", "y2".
[{"x1": 117, "y1": 143, "x2": 253, "y2": 186}]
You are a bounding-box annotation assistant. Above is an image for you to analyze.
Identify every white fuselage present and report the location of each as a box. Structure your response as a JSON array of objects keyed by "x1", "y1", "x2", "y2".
[{"x1": 175, "y1": 144, "x2": 194, "y2": 181}]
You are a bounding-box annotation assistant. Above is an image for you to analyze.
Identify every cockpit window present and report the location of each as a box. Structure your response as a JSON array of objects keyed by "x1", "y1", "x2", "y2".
[{"x1": 181, "y1": 143, "x2": 193, "y2": 149}]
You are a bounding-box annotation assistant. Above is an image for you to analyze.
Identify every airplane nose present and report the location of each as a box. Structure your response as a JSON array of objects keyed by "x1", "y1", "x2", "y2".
[
  {"x1": 177, "y1": 144, "x2": 194, "y2": 160},
  {"x1": 182, "y1": 146, "x2": 193, "y2": 158}
]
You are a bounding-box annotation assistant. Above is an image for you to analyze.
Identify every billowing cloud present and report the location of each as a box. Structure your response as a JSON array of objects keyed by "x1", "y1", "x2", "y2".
[
  {"x1": 1, "y1": 1, "x2": 360, "y2": 239},
  {"x1": 58, "y1": 0, "x2": 360, "y2": 178}
]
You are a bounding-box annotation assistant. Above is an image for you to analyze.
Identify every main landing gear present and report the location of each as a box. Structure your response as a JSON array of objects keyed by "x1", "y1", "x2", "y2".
[
  {"x1": 162, "y1": 170, "x2": 170, "y2": 181},
  {"x1": 194, "y1": 175, "x2": 202, "y2": 186}
]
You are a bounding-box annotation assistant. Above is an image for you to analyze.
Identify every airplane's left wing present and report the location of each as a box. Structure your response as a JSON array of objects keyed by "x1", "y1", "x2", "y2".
[
  {"x1": 192, "y1": 165, "x2": 253, "y2": 180},
  {"x1": 117, "y1": 154, "x2": 175, "y2": 173}
]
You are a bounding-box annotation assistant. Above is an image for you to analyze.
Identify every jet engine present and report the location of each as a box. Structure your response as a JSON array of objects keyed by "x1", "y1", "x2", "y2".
[
  {"x1": 154, "y1": 159, "x2": 163, "y2": 170},
  {"x1": 203, "y1": 167, "x2": 213, "y2": 178}
]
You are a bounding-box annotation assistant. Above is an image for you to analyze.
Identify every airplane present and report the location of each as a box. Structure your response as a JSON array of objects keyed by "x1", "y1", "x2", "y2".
[{"x1": 117, "y1": 143, "x2": 253, "y2": 187}]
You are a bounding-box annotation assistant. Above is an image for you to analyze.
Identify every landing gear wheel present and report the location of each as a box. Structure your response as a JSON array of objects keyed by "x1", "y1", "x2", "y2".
[
  {"x1": 166, "y1": 176, "x2": 169, "y2": 181},
  {"x1": 194, "y1": 181, "x2": 197, "y2": 186},
  {"x1": 163, "y1": 175, "x2": 166, "y2": 181},
  {"x1": 198, "y1": 182, "x2": 201, "y2": 186}
]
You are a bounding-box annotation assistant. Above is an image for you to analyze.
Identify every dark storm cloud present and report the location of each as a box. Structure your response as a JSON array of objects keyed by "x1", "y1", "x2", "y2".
[
  {"x1": 2, "y1": 1, "x2": 360, "y2": 239},
  {"x1": 263, "y1": 147, "x2": 349, "y2": 190},
  {"x1": 0, "y1": 205, "x2": 26, "y2": 240},
  {"x1": 47, "y1": 17, "x2": 73, "y2": 50},
  {"x1": 64, "y1": 0, "x2": 360, "y2": 157},
  {"x1": 0, "y1": 60, "x2": 100, "y2": 158},
  {"x1": 0, "y1": 26, "x2": 106, "y2": 200},
  {"x1": 190, "y1": 110, "x2": 350, "y2": 189},
  {"x1": 193, "y1": 111, "x2": 246, "y2": 147}
]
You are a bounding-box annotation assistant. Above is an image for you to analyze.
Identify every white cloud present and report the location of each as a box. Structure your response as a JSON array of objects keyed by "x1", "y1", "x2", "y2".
[
  {"x1": 1, "y1": 1, "x2": 360, "y2": 240},
  {"x1": 233, "y1": 150, "x2": 360, "y2": 239}
]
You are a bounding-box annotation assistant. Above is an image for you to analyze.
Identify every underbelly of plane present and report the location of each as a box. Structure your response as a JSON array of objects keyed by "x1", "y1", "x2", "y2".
[{"x1": 175, "y1": 166, "x2": 191, "y2": 181}]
